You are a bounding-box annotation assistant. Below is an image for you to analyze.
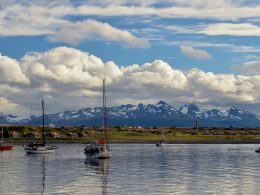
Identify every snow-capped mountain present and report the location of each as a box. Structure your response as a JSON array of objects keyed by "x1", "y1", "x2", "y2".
[
  {"x1": 1, "y1": 101, "x2": 260, "y2": 127},
  {"x1": 179, "y1": 104, "x2": 201, "y2": 116},
  {"x1": 226, "y1": 107, "x2": 258, "y2": 120}
]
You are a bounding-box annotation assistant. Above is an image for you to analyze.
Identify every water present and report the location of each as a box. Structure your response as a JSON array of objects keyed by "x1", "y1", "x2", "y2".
[{"x1": 0, "y1": 144, "x2": 260, "y2": 195}]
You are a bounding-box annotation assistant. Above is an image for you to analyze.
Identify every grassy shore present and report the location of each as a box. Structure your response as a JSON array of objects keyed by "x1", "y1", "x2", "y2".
[
  {"x1": 11, "y1": 138, "x2": 260, "y2": 144},
  {"x1": 7, "y1": 126, "x2": 260, "y2": 144}
]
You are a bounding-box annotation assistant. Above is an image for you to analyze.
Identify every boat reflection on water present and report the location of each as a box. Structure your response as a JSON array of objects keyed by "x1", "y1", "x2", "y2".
[
  {"x1": 85, "y1": 158, "x2": 111, "y2": 195},
  {"x1": 41, "y1": 156, "x2": 46, "y2": 195}
]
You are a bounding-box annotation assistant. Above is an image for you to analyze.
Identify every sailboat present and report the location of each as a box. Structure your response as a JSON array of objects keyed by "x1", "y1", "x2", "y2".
[
  {"x1": 0, "y1": 113, "x2": 14, "y2": 151},
  {"x1": 84, "y1": 79, "x2": 111, "y2": 159},
  {"x1": 156, "y1": 129, "x2": 165, "y2": 147},
  {"x1": 25, "y1": 99, "x2": 56, "y2": 154}
]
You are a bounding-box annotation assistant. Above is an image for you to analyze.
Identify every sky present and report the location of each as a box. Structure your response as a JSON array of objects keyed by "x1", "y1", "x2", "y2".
[{"x1": 0, "y1": 0, "x2": 260, "y2": 117}]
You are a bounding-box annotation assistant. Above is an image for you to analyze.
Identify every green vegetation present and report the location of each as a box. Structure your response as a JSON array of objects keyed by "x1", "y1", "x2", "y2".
[{"x1": 3, "y1": 125, "x2": 260, "y2": 144}]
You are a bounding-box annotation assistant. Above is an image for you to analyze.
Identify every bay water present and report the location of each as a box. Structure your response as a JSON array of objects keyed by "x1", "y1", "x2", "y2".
[{"x1": 0, "y1": 144, "x2": 260, "y2": 195}]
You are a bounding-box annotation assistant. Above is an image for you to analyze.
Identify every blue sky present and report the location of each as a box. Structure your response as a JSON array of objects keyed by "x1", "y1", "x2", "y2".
[{"x1": 0, "y1": 0, "x2": 260, "y2": 116}]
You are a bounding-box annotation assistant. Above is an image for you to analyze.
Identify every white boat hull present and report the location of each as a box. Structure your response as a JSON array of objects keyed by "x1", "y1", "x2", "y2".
[
  {"x1": 27, "y1": 149, "x2": 55, "y2": 154},
  {"x1": 96, "y1": 151, "x2": 111, "y2": 159},
  {"x1": 86, "y1": 150, "x2": 111, "y2": 159},
  {"x1": 156, "y1": 142, "x2": 165, "y2": 147},
  {"x1": 26, "y1": 146, "x2": 55, "y2": 154},
  {"x1": 84, "y1": 142, "x2": 111, "y2": 159}
]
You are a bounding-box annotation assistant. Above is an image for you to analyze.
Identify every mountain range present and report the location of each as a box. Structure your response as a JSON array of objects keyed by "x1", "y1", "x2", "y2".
[{"x1": 1, "y1": 101, "x2": 260, "y2": 128}]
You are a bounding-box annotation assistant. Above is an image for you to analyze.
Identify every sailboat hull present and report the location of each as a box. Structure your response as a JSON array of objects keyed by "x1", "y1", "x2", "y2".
[
  {"x1": 25, "y1": 146, "x2": 55, "y2": 154},
  {"x1": 84, "y1": 144, "x2": 111, "y2": 159},
  {"x1": 0, "y1": 145, "x2": 13, "y2": 151},
  {"x1": 156, "y1": 143, "x2": 165, "y2": 147},
  {"x1": 25, "y1": 100, "x2": 56, "y2": 155},
  {"x1": 26, "y1": 149, "x2": 55, "y2": 154},
  {"x1": 96, "y1": 151, "x2": 111, "y2": 159},
  {"x1": 86, "y1": 151, "x2": 111, "y2": 159}
]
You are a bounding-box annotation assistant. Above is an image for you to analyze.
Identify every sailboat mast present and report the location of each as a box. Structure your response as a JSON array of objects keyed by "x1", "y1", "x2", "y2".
[
  {"x1": 1, "y1": 127, "x2": 3, "y2": 144},
  {"x1": 1, "y1": 113, "x2": 3, "y2": 144},
  {"x1": 103, "y1": 79, "x2": 105, "y2": 133},
  {"x1": 42, "y1": 99, "x2": 46, "y2": 147},
  {"x1": 102, "y1": 79, "x2": 110, "y2": 149},
  {"x1": 103, "y1": 79, "x2": 108, "y2": 132}
]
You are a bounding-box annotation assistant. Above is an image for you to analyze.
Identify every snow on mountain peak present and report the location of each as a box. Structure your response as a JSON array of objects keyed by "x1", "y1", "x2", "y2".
[
  {"x1": 179, "y1": 104, "x2": 200, "y2": 115},
  {"x1": 0, "y1": 101, "x2": 259, "y2": 127},
  {"x1": 156, "y1": 100, "x2": 168, "y2": 106}
]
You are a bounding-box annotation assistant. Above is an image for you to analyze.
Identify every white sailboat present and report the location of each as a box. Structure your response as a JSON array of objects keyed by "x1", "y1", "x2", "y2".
[
  {"x1": 25, "y1": 99, "x2": 56, "y2": 154},
  {"x1": 84, "y1": 79, "x2": 111, "y2": 159}
]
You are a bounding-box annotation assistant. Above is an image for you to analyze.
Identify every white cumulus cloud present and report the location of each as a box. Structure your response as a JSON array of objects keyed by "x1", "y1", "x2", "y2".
[
  {"x1": 0, "y1": 54, "x2": 29, "y2": 85},
  {"x1": 0, "y1": 4, "x2": 149, "y2": 48},
  {"x1": 0, "y1": 47, "x2": 259, "y2": 116}
]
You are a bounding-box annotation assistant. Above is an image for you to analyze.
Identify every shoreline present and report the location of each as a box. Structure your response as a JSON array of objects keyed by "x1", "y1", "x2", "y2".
[{"x1": 11, "y1": 139, "x2": 260, "y2": 145}]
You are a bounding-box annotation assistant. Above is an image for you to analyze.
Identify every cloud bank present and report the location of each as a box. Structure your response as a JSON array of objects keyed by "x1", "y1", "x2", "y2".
[
  {"x1": 23, "y1": 0, "x2": 260, "y2": 21},
  {"x1": 47, "y1": 20, "x2": 149, "y2": 48},
  {"x1": 0, "y1": 3, "x2": 149, "y2": 48},
  {"x1": 0, "y1": 47, "x2": 259, "y2": 116},
  {"x1": 2, "y1": 1, "x2": 260, "y2": 42},
  {"x1": 167, "y1": 23, "x2": 260, "y2": 37}
]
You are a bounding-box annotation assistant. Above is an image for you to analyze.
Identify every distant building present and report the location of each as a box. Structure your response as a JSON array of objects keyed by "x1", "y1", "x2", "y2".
[
  {"x1": 46, "y1": 132, "x2": 60, "y2": 138},
  {"x1": 77, "y1": 132, "x2": 87, "y2": 137},
  {"x1": 66, "y1": 132, "x2": 78, "y2": 138},
  {"x1": 80, "y1": 126, "x2": 92, "y2": 130},
  {"x1": 23, "y1": 132, "x2": 40, "y2": 138},
  {"x1": 62, "y1": 126, "x2": 73, "y2": 130},
  {"x1": 10, "y1": 131, "x2": 20, "y2": 138}
]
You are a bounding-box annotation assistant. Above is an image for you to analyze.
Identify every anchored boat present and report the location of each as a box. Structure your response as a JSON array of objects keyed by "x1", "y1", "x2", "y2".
[
  {"x1": 84, "y1": 79, "x2": 111, "y2": 159},
  {"x1": 25, "y1": 99, "x2": 56, "y2": 154},
  {"x1": 0, "y1": 113, "x2": 14, "y2": 151}
]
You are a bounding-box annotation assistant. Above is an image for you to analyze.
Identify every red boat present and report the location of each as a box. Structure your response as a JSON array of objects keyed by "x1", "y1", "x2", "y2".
[
  {"x1": 0, "y1": 144, "x2": 13, "y2": 151},
  {"x1": 0, "y1": 113, "x2": 14, "y2": 151}
]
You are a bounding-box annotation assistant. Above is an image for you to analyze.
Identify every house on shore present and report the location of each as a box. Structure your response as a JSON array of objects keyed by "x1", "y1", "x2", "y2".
[
  {"x1": 46, "y1": 132, "x2": 61, "y2": 138},
  {"x1": 77, "y1": 132, "x2": 87, "y2": 137},
  {"x1": 10, "y1": 131, "x2": 20, "y2": 138},
  {"x1": 23, "y1": 132, "x2": 40, "y2": 139},
  {"x1": 66, "y1": 132, "x2": 78, "y2": 138}
]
